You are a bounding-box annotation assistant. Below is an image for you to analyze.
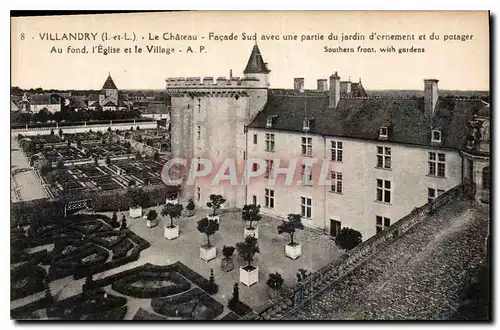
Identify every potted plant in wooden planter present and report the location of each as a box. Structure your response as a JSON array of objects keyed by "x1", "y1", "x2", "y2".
[
  {"x1": 236, "y1": 236, "x2": 260, "y2": 286},
  {"x1": 242, "y1": 204, "x2": 261, "y2": 239},
  {"x1": 197, "y1": 217, "x2": 219, "y2": 262},
  {"x1": 277, "y1": 214, "x2": 305, "y2": 260},
  {"x1": 146, "y1": 209, "x2": 158, "y2": 228},
  {"x1": 162, "y1": 203, "x2": 184, "y2": 240},
  {"x1": 266, "y1": 272, "x2": 284, "y2": 300},
  {"x1": 165, "y1": 191, "x2": 179, "y2": 205},
  {"x1": 220, "y1": 245, "x2": 235, "y2": 272},
  {"x1": 127, "y1": 189, "x2": 145, "y2": 219},
  {"x1": 206, "y1": 194, "x2": 226, "y2": 224},
  {"x1": 185, "y1": 199, "x2": 196, "y2": 217}
]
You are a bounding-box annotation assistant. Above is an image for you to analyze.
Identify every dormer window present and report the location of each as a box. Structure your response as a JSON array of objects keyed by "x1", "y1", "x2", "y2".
[
  {"x1": 266, "y1": 115, "x2": 278, "y2": 128},
  {"x1": 379, "y1": 126, "x2": 388, "y2": 140},
  {"x1": 431, "y1": 129, "x2": 442, "y2": 144},
  {"x1": 302, "y1": 118, "x2": 314, "y2": 131}
]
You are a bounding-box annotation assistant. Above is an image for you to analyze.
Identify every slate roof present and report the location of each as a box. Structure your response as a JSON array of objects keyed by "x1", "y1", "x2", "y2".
[
  {"x1": 247, "y1": 89, "x2": 486, "y2": 149},
  {"x1": 102, "y1": 74, "x2": 118, "y2": 90},
  {"x1": 70, "y1": 96, "x2": 88, "y2": 109},
  {"x1": 243, "y1": 45, "x2": 271, "y2": 74}
]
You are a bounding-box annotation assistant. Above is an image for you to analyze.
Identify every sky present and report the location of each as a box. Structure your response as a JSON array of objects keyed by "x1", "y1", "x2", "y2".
[{"x1": 11, "y1": 11, "x2": 490, "y2": 91}]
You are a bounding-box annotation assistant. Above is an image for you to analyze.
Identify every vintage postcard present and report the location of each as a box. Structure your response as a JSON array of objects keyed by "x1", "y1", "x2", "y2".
[{"x1": 10, "y1": 11, "x2": 490, "y2": 321}]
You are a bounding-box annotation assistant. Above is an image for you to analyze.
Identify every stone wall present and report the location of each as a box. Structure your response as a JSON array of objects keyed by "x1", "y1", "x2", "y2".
[{"x1": 252, "y1": 184, "x2": 464, "y2": 320}]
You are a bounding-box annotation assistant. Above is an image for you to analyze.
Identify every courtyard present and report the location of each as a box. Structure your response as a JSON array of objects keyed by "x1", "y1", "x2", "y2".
[{"x1": 11, "y1": 204, "x2": 341, "y2": 320}]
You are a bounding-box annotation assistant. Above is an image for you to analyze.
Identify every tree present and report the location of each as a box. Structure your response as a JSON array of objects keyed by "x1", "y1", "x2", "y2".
[
  {"x1": 277, "y1": 214, "x2": 304, "y2": 245},
  {"x1": 335, "y1": 227, "x2": 362, "y2": 251},
  {"x1": 111, "y1": 212, "x2": 119, "y2": 227},
  {"x1": 206, "y1": 194, "x2": 226, "y2": 217},
  {"x1": 236, "y1": 235, "x2": 260, "y2": 268},
  {"x1": 242, "y1": 204, "x2": 262, "y2": 230},
  {"x1": 161, "y1": 203, "x2": 183, "y2": 228},
  {"x1": 120, "y1": 215, "x2": 127, "y2": 230},
  {"x1": 222, "y1": 245, "x2": 235, "y2": 259},
  {"x1": 50, "y1": 129, "x2": 54, "y2": 136},
  {"x1": 136, "y1": 126, "x2": 140, "y2": 131},
  {"x1": 267, "y1": 272, "x2": 284, "y2": 291},
  {"x1": 107, "y1": 127, "x2": 112, "y2": 133},
  {"x1": 58, "y1": 128, "x2": 63, "y2": 137},
  {"x1": 197, "y1": 217, "x2": 219, "y2": 247},
  {"x1": 127, "y1": 188, "x2": 147, "y2": 208}
]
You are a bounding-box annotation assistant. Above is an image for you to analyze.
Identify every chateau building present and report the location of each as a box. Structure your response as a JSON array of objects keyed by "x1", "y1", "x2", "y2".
[{"x1": 167, "y1": 45, "x2": 490, "y2": 241}]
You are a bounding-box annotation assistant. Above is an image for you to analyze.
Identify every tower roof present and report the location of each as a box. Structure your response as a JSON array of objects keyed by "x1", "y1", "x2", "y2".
[
  {"x1": 243, "y1": 44, "x2": 270, "y2": 74},
  {"x1": 102, "y1": 74, "x2": 118, "y2": 90}
]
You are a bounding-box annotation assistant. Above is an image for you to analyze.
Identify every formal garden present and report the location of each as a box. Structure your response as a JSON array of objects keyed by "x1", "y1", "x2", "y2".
[{"x1": 11, "y1": 188, "x2": 359, "y2": 320}]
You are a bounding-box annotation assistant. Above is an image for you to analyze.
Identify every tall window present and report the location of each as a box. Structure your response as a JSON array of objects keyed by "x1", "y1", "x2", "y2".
[
  {"x1": 331, "y1": 141, "x2": 343, "y2": 162},
  {"x1": 252, "y1": 195, "x2": 257, "y2": 205},
  {"x1": 265, "y1": 189, "x2": 274, "y2": 208},
  {"x1": 428, "y1": 152, "x2": 446, "y2": 177},
  {"x1": 428, "y1": 188, "x2": 445, "y2": 203},
  {"x1": 330, "y1": 171, "x2": 343, "y2": 193},
  {"x1": 196, "y1": 126, "x2": 201, "y2": 140},
  {"x1": 301, "y1": 197, "x2": 312, "y2": 218},
  {"x1": 196, "y1": 187, "x2": 201, "y2": 201},
  {"x1": 265, "y1": 133, "x2": 275, "y2": 152},
  {"x1": 253, "y1": 134, "x2": 258, "y2": 144},
  {"x1": 265, "y1": 159, "x2": 274, "y2": 179},
  {"x1": 377, "y1": 146, "x2": 391, "y2": 169},
  {"x1": 376, "y1": 216, "x2": 391, "y2": 233},
  {"x1": 376, "y1": 179, "x2": 391, "y2": 203},
  {"x1": 301, "y1": 165, "x2": 313, "y2": 185},
  {"x1": 330, "y1": 219, "x2": 342, "y2": 237},
  {"x1": 301, "y1": 137, "x2": 312, "y2": 156}
]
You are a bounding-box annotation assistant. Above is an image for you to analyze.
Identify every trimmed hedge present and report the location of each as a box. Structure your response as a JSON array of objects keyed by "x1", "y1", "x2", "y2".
[
  {"x1": 151, "y1": 287, "x2": 224, "y2": 320},
  {"x1": 11, "y1": 264, "x2": 48, "y2": 301},
  {"x1": 175, "y1": 262, "x2": 219, "y2": 295},
  {"x1": 46, "y1": 291, "x2": 127, "y2": 320},
  {"x1": 133, "y1": 308, "x2": 169, "y2": 320},
  {"x1": 49, "y1": 244, "x2": 110, "y2": 280},
  {"x1": 228, "y1": 299, "x2": 253, "y2": 317},
  {"x1": 11, "y1": 199, "x2": 64, "y2": 228},
  {"x1": 112, "y1": 271, "x2": 191, "y2": 298},
  {"x1": 112, "y1": 238, "x2": 134, "y2": 259},
  {"x1": 11, "y1": 295, "x2": 54, "y2": 320},
  {"x1": 11, "y1": 249, "x2": 48, "y2": 265}
]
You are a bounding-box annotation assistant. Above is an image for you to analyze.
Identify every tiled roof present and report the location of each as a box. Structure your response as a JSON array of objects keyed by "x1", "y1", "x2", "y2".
[
  {"x1": 350, "y1": 82, "x2": 367, "y2": 97},
  {"x1": 243, "y1": 45, "x2": 270, "y2": 74},
  {"x1": 30, "y1": 93, "x2": 61, "y2": 105},
  {"x1": 247, "y1": 89, "x2": 486, "y2": 149},
  {"x1": 102, "y1": 74, "x2": 118, "y2": 90},
  {"x1": 476, "y1": 104, "x2": 490, "y2": 118},
  {"x1": 88, "y1": 94, "x2": 100, "y2": 102}
]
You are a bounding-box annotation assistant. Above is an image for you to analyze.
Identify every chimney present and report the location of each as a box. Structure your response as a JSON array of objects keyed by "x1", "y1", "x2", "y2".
[
  {"x1": 294, "y1": 78, "x2": 305, "y2": 92},
  {"x1": 317, "y1": 79, "x2": 328, "y2": 92},
  {"x1": 329, "y1": 72, "x2": 341, "y2": 108},
  {"x1": 424, "y1": 79, "x2": 439, "y2": 117}
]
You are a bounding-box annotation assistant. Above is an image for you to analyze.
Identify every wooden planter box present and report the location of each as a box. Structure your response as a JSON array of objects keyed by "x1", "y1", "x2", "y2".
[
  {"x1": 166, "y1": 198, "x2": 179, "y2": 205},
  {"x1": 207, "y1": 215, "x2": 220, "y2": 224},
  {"x1": 146, "y1": 219, "x2": 158, "y2": 228},
  {"x1": 164, "y1": 225, "x2": 179, "y2": 240},
  {"x1": 129, "y1": 206, "x2": 142, "y2": 219},
  {"x1": 200, "y1": 245, "x2": 216, "y2": 262},
  {"x1": 240, "y1": 265, "x2": 259, "y2": 286},
  {"x1": 285, "y1": 243, "x2": 302, "y2": 260},
  {"x1": 244, "y1": 226, "x2": 259, "y2": 239}
]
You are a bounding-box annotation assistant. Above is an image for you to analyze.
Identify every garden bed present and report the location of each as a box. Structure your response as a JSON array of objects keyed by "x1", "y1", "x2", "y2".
[
  {"x1": 151, "y1": 288, "x2": 224, "y2": 320},
  {"x1": 11, "y1": 264, "x2": 48, "y2": 301},
  {"x1": 112, "y1": 270, "x2": 191, "y2": 298}
]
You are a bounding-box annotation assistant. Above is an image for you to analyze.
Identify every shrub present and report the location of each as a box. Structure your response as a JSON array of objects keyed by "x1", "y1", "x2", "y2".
[
  {"x1": 266, "y1": 272, "x2": 284, "y2": 291},
  {"x1": 186, "y1": 199, "x2": 195, "y2": 211},
  {"x1": 277, "y1": 213, "x2": 304, "y2": 246},
  {"x1": 222, "y1": 245, "x2": 235, "y2": 259},
  {"x1": 146, "y1": 209, "x2": 158, "y2": 221},
  {"x1": 335, "y1": 227, "x2": 362, "y2": 251}
]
